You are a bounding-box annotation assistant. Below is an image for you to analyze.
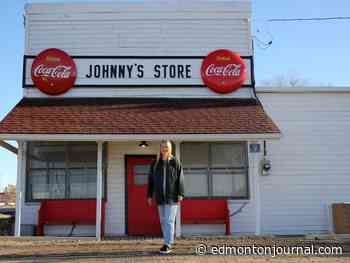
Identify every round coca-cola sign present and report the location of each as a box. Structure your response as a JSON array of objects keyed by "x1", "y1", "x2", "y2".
[
  {"x1": 31, "y1": 48, "x2": 77, "y2": 95},
  {"x1": 201, "y1": 49, "x2": 246, "y2": 94}
]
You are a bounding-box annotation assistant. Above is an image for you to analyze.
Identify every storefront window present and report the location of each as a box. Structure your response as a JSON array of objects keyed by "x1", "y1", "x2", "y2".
[
  {"x1": 26, "y1": 142, "x2": 106, "y2": 201},
  {"x1": 181, "y1": 142, "x2": 249, "y2": 199}
]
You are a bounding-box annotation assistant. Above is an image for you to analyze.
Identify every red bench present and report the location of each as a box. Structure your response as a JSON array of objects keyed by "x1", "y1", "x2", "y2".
[
  {"x1": 181, "y1": 199, "x2": 230, "y2": 235},
  {"x1": 37, "y1": 200, "x2": 106, "y2": 238}
]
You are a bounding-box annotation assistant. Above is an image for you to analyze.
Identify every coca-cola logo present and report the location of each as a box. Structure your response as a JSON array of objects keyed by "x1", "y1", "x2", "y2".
[
  {"x1": 31, "y1": 48, "x2": 77, "y2": 95},
  {"x1": 201, "y1": 49, "x2": 246, "y2": 94},
  {"x1": 205, "y1": 64, "x2": 242, "y2": 77}
]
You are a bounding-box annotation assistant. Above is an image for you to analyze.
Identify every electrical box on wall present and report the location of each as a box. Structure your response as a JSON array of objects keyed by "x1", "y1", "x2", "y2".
[{"x1": 260, "y1": 158, "x2": 271, "y2": 176}]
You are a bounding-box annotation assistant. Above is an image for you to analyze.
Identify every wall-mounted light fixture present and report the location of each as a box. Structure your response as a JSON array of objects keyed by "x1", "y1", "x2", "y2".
[{"x1": 139, "y1": 141, "x2": 148, "y2": 148}]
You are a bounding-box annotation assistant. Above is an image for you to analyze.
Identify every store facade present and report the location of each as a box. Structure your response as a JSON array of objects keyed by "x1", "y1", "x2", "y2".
[{"x1": 3, "y1": 1, "x2": 347, "y2": 240}]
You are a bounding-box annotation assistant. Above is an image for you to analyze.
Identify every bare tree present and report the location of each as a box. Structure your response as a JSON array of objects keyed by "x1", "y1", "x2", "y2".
[
  {"x1": 260, "y1": 73, "x2": 309, "y2": 87},
  {"x1": 3, "y1": 184, "x2": 15, "y2": 194}
]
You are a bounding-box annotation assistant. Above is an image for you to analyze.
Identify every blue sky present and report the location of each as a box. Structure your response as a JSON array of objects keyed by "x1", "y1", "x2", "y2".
[{"x1": 0, "y1": 0, "x2": 349, "y2": 190}]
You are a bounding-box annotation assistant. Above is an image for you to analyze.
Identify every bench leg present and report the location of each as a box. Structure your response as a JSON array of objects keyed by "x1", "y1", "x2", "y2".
[
  {"x1": 37, "y1": 223, "x2": 44, "y2": 236},
  {"x1": 101, "y1": 223, "x2": 104, "y2": 239},
  {"x1": 225, "y1": 219, "x2": 231, "y2": 235},
  {"x1": 100, "y1": 213, "x2": 105, "y2": 239}
]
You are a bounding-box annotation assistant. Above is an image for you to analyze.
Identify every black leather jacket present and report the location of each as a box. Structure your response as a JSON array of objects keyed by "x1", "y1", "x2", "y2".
[{"x1": 147, "y1": 156, "x2": 184, "y2": 205}]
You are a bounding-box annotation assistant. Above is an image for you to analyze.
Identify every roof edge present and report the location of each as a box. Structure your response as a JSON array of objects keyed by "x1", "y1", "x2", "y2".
[
  {"x1": 0, "y1": 133, "x2": 282, "y2": 142},
  {"x1": 257, "y1": 86, "x2": 350, "y2": 94}
]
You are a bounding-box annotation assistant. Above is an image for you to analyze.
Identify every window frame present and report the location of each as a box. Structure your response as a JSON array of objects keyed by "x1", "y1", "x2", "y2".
[
  {"x1": 180, "y1": 142, "x2": 250, "y2": 200},
  {"x1": 25, "y1": 141, "x2": 108, "y2": 203}
]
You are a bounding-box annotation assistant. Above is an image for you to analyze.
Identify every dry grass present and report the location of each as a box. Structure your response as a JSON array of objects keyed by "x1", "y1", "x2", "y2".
[{"x1": 0, "y1": 235, "x2": 349, "y2": 262}]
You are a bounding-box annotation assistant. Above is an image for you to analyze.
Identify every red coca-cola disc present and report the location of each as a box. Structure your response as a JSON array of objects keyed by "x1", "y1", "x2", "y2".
[
  {"x1": 201, "y1": 49, "x2": 246, "y2": 94},
  {"x1": 31, "y1": 48, "x2": 77, "y2": 95}
]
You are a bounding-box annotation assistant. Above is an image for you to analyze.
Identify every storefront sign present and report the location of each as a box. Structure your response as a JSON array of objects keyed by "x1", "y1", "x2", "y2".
[
  {"x1": 31, "y1": 48, "x2": 77, "y2": 95},
  {"x1": 25, "y1": 50, "x2": 252, "y2": 92},
  {"x1": 201, "y1": 49, "x2": 246, "y2": 94}
]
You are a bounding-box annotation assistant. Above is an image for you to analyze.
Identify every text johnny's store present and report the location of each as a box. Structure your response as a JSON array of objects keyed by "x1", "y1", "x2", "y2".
[{"x1": 2, "y1": 1, "x2": 349, "y2": 240}]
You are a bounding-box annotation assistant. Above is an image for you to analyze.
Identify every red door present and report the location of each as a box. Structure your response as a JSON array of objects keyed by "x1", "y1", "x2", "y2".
[{"x1": 127, "y1": 155, "x2": 161, "y2": 236}]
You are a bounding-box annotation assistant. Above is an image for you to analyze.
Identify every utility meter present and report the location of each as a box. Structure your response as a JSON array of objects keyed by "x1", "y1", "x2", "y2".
[{"x1": 260, "y1": 158, "x2": 271, "y2": 176}]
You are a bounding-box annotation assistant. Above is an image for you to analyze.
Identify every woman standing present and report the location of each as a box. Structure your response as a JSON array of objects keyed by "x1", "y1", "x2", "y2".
[{"x1": 147, "y1": 140, "x2": 185, "y2": 254}]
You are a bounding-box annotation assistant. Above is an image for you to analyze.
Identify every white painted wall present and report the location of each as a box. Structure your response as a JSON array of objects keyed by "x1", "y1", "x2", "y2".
[
  {"x1": 23, "y1": 1, "x2": 253, "y2": 99},
  {"x1": 19, "y1": 142, "x2": 39, "y2": 235},
  {"x1": 258, "y1": 90, "x2": 350, "y2": 235},
  {"x1": 226, "y1": 142, "x2": 260, "y2": 236},
  {"x1": 25, "y1": 1, "x2": 252, "y2": 56}
]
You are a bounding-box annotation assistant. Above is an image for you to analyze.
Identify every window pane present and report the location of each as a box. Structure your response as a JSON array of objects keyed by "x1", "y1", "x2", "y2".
[
  {"x1": 69, "y1": 168, "x2": 97, "y2": 198},
  {"x1": 69, "y1": 143, "x2": 97, "y2": 168},
  {"x1": 29, "y1": 170, "x2": 49, "y2": 199},
  {"x1": 29, "y1": 142, "x2": 66, "y2": 169},
  {"x1": 183, "y1": 168, "x2": 208, "y2": 197},
  {"x1": 182, "y1": 143, "x2": 209, "y2": 168},
  {"x1": 48, "y1": 169, "x2": 66, "y2": 199},
  {"x1": 29, "y1": 169, "x2": 66, "y2": 199},
  {"x1": 212, "y1": 168, "x2": 247, "y2": 197},
  {"x1": 133, "y1": 164, "x2": 151, "y2": 185},
  {"x1": 211, "y1": 143, "x2": 246, "y2": 168},
  {"x1": 27, "y1": 142, "x2": 107, "y2": 201},
  {"x1": 28, "y1": 147, "x2": 47, "y2": 169},
  {"x1": 133, "y1": 164, "x2": 151, "y2": 175}
]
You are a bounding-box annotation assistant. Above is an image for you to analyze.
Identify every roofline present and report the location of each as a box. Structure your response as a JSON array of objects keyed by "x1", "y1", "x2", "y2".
[
  {"x1": 0, "y1": 133, "x2": 282, "y2": 141},
  {"x1": 25, "y1": 1, "x2": 251, "y2": 15},
  {"x1": 256, "y1": 86, "x2": 350, "y2": 94}
]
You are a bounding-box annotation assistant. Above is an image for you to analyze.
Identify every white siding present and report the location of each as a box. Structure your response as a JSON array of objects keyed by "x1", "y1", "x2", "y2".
[
  {"x1": 258, "y1": 92, "x2": 350, "y2": 235},
  {"x1": 20, "y1": 142, "x2": 39, "y2": 234},
  {"x1": 26, "y1": 19, "x2": 251, "y2": 56},
  {"x1": 25, "y1": 1, "x2": 252, "y2": 56},
  {"x1": 228, "y1": 144, "x2": 260, "y2": 236},
  {"x1": 228, "y1": 201, "x2": 257, "y2": 236},
  {"x1": 21, "y1": 203, "x2": 39, "y2": 226}
]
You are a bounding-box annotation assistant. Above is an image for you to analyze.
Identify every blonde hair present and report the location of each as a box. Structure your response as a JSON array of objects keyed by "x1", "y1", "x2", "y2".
[{"x1": 159, "y1": 140, "x2": 173, "y2": 160}]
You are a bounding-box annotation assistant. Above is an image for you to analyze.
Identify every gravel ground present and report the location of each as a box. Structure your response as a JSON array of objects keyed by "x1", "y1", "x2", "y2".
[{"x1": 0, "y1": 235, "x2": 349, "y2": 262}]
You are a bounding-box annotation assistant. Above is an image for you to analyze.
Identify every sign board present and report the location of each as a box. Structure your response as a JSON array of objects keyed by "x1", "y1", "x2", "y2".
[
  {"x1": 201, "y1": 49, "x2": 246, "y2": 94},
  {"x1": 24, "y1": 55, "x2": 253, "y2": 88},
  {"x1": 31, "y1": 48, "x2": 77, "y2": 95}
]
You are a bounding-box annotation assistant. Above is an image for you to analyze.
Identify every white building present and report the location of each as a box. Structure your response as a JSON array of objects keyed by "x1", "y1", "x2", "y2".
[{"x1": 0, "y1": 1, "x2": 348, "y2": 239}]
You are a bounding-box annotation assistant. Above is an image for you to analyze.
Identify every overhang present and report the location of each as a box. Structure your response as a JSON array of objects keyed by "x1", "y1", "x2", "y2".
[{"x1": 0, "y1": 98, "x2": 281, "y2": 141}]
